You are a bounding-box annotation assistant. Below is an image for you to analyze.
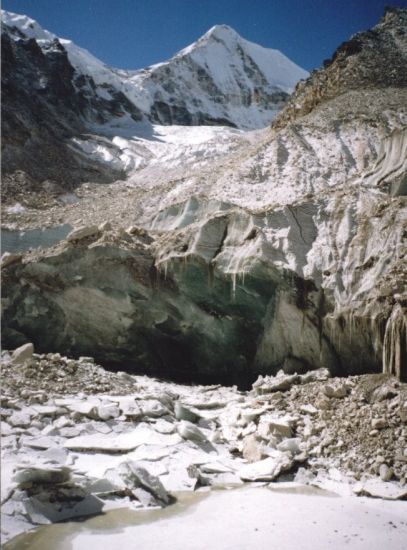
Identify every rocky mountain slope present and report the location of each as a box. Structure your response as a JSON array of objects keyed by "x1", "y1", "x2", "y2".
[
  {"x1": 1, "y1": 13, "x2": 142, "y2": 204},
  {"x1": 1, "y1": 8, "x2": 406, "y2": 386},
  {"x1": 272, "y1": 6, "x2": 407, "y2": 139},
  {"x1": 1, "y1": 10, "x2": 307, "y2": 205}
]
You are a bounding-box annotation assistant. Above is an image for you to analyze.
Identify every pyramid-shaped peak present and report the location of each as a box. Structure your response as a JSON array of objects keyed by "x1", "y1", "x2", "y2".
[
  {"x1": 202, "y1": 24, "x2": 240, "y2": 42},
  {"x1": 176, "y1": 24, "x2": 242, "y2": 57},
  {"x1": 206, "y1": 24, "x2": 238, "y2": 35}
]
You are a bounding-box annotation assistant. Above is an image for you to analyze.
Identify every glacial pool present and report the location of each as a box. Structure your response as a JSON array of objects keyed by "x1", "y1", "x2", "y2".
[
  {"x1": 5, "y1": 485, "x2": 407, "y2": 550},
  {"x1": 1, "y1": 225, "x2": 73, "y2": 254}
]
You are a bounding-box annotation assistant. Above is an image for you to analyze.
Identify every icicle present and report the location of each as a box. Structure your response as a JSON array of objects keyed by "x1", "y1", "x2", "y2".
[
  {"x1": 371, "y1": 314, "x2": 384, "y2": 360},
  {"x1": 300, "y1": 311, "x2": 305, "y2": 344},
  {"x1": 328, "y1": 315, "x2": 335, "y2": 344},
  {"x1": 231, "y1": 272, "x2": 237, "y2": 298},
  {"x1": 347, "y1": 310, "x2": 357, "y2": 344},
  {"x1": 382, "y1": 305, "x2": 407, "y2": 381}
]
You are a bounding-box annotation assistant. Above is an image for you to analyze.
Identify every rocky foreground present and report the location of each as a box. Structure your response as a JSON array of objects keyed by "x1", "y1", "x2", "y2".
[{"x1": 1, "y1": 343, "x2": 406, "y2": 543}]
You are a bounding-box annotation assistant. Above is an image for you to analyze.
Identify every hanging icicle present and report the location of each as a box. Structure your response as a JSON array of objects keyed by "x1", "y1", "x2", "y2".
[{"x1": 382, "y1": 304, "x2": 407, "y2": 381}]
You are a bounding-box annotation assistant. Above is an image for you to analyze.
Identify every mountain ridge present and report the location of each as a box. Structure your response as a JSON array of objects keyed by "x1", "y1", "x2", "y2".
[{"x1": 1, "y1": 10, "x2": 308, "y2": 129}]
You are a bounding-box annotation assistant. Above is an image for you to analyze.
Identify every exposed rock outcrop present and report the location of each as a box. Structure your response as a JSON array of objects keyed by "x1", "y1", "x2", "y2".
[{"x1": 271, "y1": 7, "x2": 407, "y2": 133}]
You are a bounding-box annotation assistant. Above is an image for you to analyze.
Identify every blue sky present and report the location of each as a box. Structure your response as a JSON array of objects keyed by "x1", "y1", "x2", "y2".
[{"x1": 2, "y1": 0, "x2": 407, "y2": 71}]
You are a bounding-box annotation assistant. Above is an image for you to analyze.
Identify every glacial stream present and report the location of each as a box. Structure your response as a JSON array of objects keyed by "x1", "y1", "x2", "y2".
[{"x1": 5, "y1": 486, "x2": 407, "y2": 550}]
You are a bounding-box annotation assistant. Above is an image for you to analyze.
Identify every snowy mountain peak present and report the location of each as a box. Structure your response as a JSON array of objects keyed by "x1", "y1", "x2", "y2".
[
  {"x1": 203, "y1": 24, "x2": 239, "y2": 41},
  {"x1": 1, "y1": 10, "x2": 55, "y2": 42},
  {"x1": 177, "y1": 24, "x2": 242, "y2": 57},
  {"x1": 176, "y1": 24, "x2": 240, "y2": 58},
  {"x1": 175, "y1": 23, "x2": 307, "y2": 92},
  {"x1": 142, "y1": 23, "x2": 309, "y2": 128}
]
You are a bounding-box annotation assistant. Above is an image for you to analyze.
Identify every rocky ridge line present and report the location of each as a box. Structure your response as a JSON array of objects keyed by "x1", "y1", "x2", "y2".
[{"x1": 271, "y1": 7, "x2": 407, "y2": 132}]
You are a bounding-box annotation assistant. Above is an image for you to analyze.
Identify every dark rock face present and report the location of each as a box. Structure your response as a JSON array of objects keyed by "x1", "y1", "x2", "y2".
[
  {"x1": 150, "y1": 100, "x2": 238, "y2": 127},
  {"x1": 1, "y1": 31, "x2": 83, "y2": 199},
  {"x1": 1, "y1": 26, "x2": 143, "y2": 203}
]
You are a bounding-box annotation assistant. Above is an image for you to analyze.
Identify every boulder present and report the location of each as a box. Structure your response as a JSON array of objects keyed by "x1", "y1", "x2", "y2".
[
  {"x1": 242, "y1": 434, "x2": 264, "y2": 463},
  {"x1": 65, "y1": 425, "x2": 181, "y2": 452},
  {"x1": 239, "y1": 451, "x2": 294, "y2": 481},
  {"x1": 152, "y1": 418, "x2": 176, "y2": 435},
  {"x1": 252, "y1": 373, "x2": 301, "y2": 394},
  {"x1": 8, "y1": 412, "x2": 32, "y2": 428},
  {"x1": 268, "y1": 419, "x2": 293, "y2": 439},
  {"x1": 240, "y1": 407, "x2": 265, "y2": 424},
  {"x1": 277, "y1": 438, "x2": 302, "y2": 455},
  {"x1": 122, "y1": 403, "x2": 143, "y2": 420},
  {"x1": 379, "y1": 464, "x2": 393, "y2": 481},
  {"x1": 1, "y1": 252, "x2": 22, "y2": 268},
  {"x1": 24, "y1": 491, "x2": 104, "y2": 524},
  {"x1": 323, "y1": 384, "x2": 348, "y2": 399},
  {"x1": 64, "y1": 432, "x2": 142, "y2": 453},
  {"x1": 300, "y1": 404, "x2": 318, "y2": 415},
  {"x1": 68, "y1": 401, "x2": 99, "y2": 419},
  {"x1": 141, "y1": 400, "x2": 169, "y2": 418},
  {"x1": 300, "y1": 369, "x2": 331, "y2": 384},
  {"x1": 354, "y1": 479, "x2": 407, "y2": 500},
  {"x1": 177, "y1": 420, "x2": 207, "y2": 442},
  {"x1": 97, "y1": 403, "x2": 121, "y2": 421},
  {"x1": 13, "y1": 465, "x2": 71, "y2": 485},
  {"x1": 31, "y1": 405, "x2": 60, "y2": 418},
  {"x1": 116, "y1": 461, "x2": 172, "y2": 505},
  {"x1": 174, "y1": 402, "x2": 200, "y2": 423},
  {"x1": 371, "y1": 418, "x2": 387, "y2": 430},
  {"x1": 11, "y1": 343, "x2": 34, "y2": 365},
  {"x1": 23, "y1": 436, "x2": 59, "y2": 449},
  {"x1": 66, "y1": 225, "x2": 100, "y2": 242},
  {"x1": 59, "y1": 427, "x2": 81, "y2": 438}
]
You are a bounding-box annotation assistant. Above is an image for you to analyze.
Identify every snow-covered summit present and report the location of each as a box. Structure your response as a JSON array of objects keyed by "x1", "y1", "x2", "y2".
[
  {"x1": 1, "y1": 10, "x2": 55, "y2": 41},
  {"x1": 205, "y1": 24, "x2": 239, "y2": 39},
  {"x1": 130, "y1": 22, "x2": 308, "y2": 128},
  {"x1": 179, "y1": 24, "x2": 241, "y2": 53},
  {"x1": 1, "y1": 9, "x2": 308, "y2": 130},
  {"x1": 1, "y1": 10, "x2": 118, "y2": 88},
  {"x1": 180, "y1": 23, "x2": 307, "y2": 93}
]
